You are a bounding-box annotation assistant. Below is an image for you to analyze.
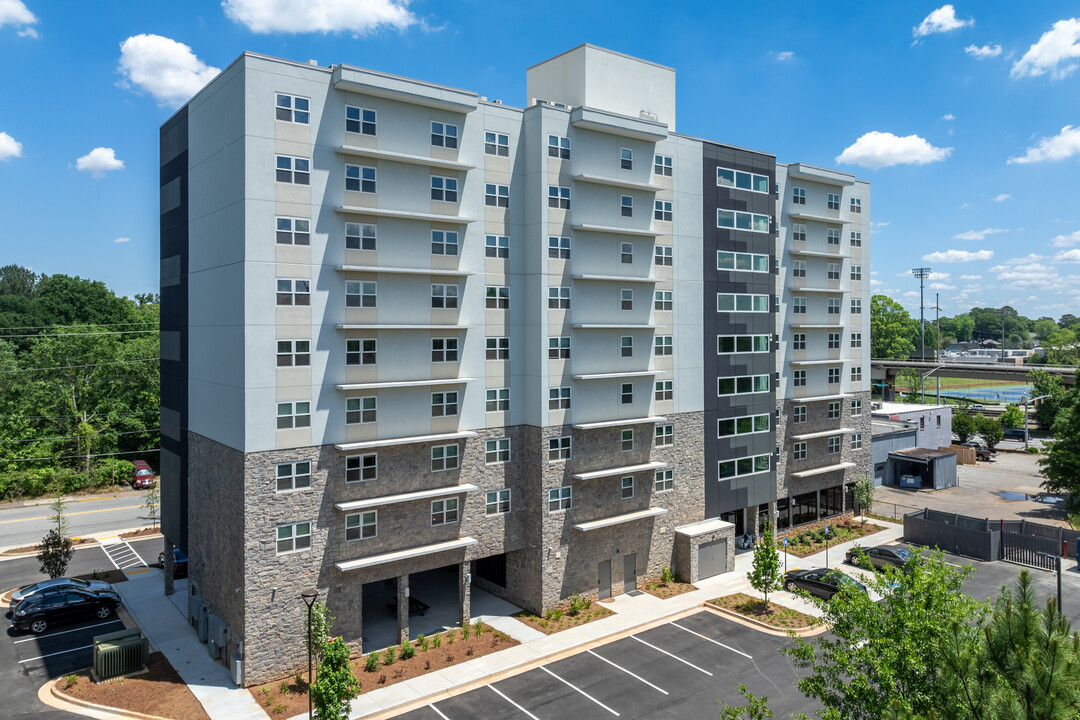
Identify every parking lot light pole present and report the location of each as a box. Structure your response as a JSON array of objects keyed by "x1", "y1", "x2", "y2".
[
  {"x1": 1022, "y1": 395, "x2": 1049, "y2": 449},
  {"x1": 825, "y1": 526, "x2": 830, "y2": 568},
  {"x1": 301, "y1": 589, "x2": 318, "y2": 720}
]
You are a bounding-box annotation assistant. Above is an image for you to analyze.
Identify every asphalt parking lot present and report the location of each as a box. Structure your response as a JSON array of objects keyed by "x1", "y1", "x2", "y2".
[{"x1": 392, "y1": 610, "x2": 814, "y2": 720}]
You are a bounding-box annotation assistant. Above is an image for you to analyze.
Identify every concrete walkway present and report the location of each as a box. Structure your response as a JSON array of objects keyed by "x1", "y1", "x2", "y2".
[{"x1": 114, "y1": 572, "x2": 269, "y2": 720}]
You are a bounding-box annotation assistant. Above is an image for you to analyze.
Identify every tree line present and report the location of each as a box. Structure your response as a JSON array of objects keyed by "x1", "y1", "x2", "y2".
[{"x1": 0, "y1": 265, "x2": 159, "y2": 499}]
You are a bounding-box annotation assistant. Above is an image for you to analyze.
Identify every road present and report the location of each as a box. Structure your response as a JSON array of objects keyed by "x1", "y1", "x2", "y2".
[{"x1": 0, "y1": 492, "x2": 154, "y2": 550}]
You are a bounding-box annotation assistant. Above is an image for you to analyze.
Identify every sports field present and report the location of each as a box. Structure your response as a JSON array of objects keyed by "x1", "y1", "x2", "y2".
[{"x1": 884, "y1": 377, "x2": 1034, "y2": 405}]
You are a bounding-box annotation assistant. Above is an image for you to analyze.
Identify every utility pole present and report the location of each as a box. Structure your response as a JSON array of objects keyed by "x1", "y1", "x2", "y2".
[
  {"x1": 999, "y1": 307, "x2": 1007, "y2": 362},
  {"x1": 912, "y1": 267, "x2": 932, "y2": 363},
  {"x1": 934, "y1": 293, "x2": 942, "y2": 403}
]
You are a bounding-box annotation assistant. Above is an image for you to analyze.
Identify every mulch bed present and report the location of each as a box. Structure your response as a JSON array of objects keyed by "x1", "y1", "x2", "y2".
[
  {"x1": 639, "y1": 579, "x2": 697, "y2": 599},
  {"x1": 2, "y1": 536, "x2": 97, "y2": 555},
  {"x1": 58, "y1": 651, "x2": 209, "y2": 720},
  {"x1": 779, "y1": 519, "x2": 885, "y2": 558},
  {"x1": 249, "y1": 622, "x2": 517, "y2": 717},
  {"x1": 513, "y1": 598, "x2": 614, "y2": 634},
  {"x1": 120, "y1": 527, "x2": 162, "y2": 539},
  {"x1": 709, "y1": 592, "x2": 818, "y2": 630}
]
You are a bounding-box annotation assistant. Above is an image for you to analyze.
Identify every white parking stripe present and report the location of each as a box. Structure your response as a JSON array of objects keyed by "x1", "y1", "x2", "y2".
[
  {"x1": 428, "y1": 704, "x2": 451, "y2": 720},
  {"x1": 587, "y1": 650, "x2": 668, "y2": 695},
  {"x1": 540, "y1": 666, "x2": 620, "y2": 716},
  {"x1": 13, "y1": 619, "x2": 122, "y2": 644},
  {"x1": 488, "y1": 685, "x2": 541, "y2": 720},
  {"x1": 630, "y1": 635, "x2": 713, "y2": 676},
  {"x1": 18, "y1": 643, "x2": 93, "y2": 663},
  {"x1": 669, "y1": 622, "x2": 753, "y2": 659}
]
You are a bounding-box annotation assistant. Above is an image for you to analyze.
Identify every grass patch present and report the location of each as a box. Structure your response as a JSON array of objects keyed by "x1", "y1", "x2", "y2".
[
  {"x1": 779, "y1": 519, "x2": 885, "y2": 558},
  {"x1": 709, "y1": 592, "x2": 818, "y2": 630}
]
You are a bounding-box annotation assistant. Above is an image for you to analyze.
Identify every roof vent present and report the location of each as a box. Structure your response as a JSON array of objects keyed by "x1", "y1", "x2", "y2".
[
  {"x1": 307, "y1": 59, "x2": 319, "y2": 66},
  {"x1": 493, "y1": 99, "x2": 502, "y2": 105}
]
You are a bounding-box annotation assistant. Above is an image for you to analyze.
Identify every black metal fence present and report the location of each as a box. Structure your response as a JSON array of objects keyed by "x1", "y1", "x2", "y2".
[
  {"x1": 903, "y1": 509, "x2": 1074, "y2": 567},
  {"x1": 1001, "y1": 531, "x2": 1059, "y2": 570}
]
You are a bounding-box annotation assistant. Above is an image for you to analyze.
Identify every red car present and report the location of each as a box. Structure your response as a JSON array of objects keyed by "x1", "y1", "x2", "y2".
[{"x1": 132, "y1": 460, "x2": 156, "y2": 489}]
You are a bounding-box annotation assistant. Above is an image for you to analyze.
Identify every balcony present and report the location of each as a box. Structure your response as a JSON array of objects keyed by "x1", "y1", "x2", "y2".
[
  {"x1": 336, "y1": 145, "x2": 475, "y2": 172},
  {"x1": 336, "y1": 323, "x2": 474, "y2": 330},
  {"x1": 332, "y1": 65, "x2": 478, "y2": 114},
  {"x1": 573, "y1": 507, "x2": 668, "y2": 532},
  {"x1": 787, "y1": 211, "x2": 846, "y2": 226},
  {"x1": 790, "y1": 462, "x2": 856, "y2": 479},
  {"x1": 572, "y1": 415, "x2": 667, "y2": 430},
  {"x1": 787, "y1": 393, "x2": 853, "y2": 403},
  {"x1": 334, "y1": 430, "x2": 477, "y2": 452},
  {"x1": 336, "y1": 206, "x2": 478, "y2": 224},
  {"x1": 790, "y1": 428, "x2": 854, "y2": 441},
  {"x1": 571, "y1": 223, "x2": 664, "y2": 238},
  {"x1": 789, "y1": 359, "x2": 847, "y2": 366},
  {"x1": 788, "y1": 249, "x2": 850, "y2": 259},
  {"x1": 571, "y1": 273, "x2": 658, "y2": 283},
  {"x1": 334, "y1": 484, "x2": 477, "y2": 512},
  {"x1": 335, "y1": 265, "x2": 474, "y2": 278},
  {"x1": 785, "y1": 163, "x2": 855, "y2": 187},
  {"x1": 335, "y1": 537, "x2": 478, "y2": 572},
  {"x1": 571, "y1": 173, "x2": 663, "y2": 193},
  {"x1": 572, "y1": 461, "x2": 668, "y2": 481},
  {"x1": 571, "y1": 369, "x2": 665, "y2": 381},
  {"x1": 570, "y1": 106, "x2": 668, "y2": 142},
  {"x1": 334, "y1": 378, "x2": 474, "y2": 391},
  {"x1": 571, "y1": 323, "x2": 661, "y2": 330}
]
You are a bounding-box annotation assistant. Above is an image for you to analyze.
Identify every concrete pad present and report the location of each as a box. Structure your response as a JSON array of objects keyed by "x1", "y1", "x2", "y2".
[
  {"x1": 364, "y1": 680, "x2": 423, "y2": 709},
  {"x1": 474, "y1": 614, "x2": 545, "y2": 643}
]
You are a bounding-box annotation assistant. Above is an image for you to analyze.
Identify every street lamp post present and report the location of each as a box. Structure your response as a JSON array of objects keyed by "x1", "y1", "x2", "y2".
[
  {"x1": 912, "y1": 267, "x2": 932, "y2": 362},
  {"x1": 1021, "y1": 395, "x2": 1050, "y2": 449},
  {"x1": 301, "y1": 589, "x2": 319, "y2": 720}
]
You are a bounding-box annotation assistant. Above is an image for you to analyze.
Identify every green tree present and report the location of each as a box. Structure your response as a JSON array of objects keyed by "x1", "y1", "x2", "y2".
[
  {"x1": 871, "y1": 295, "x2": 918, "y2": 359},
  {"x1": 310, "y1": 637, "x2": 360, "y2": 720},
  {"x1": 1033, "y1": 318, "x2": 1059, "y2": 343},
  {"x1": 944, "y1": 314, "x2": 975, "y2": 343},
  {"x1": 975, "y1": 414, "x2": 1004, "y2": 451},
  {"x1": 998, "y1": 404, "x2": 1023, "y2": 430},
  {"x1": 953, "y1": 410, "x2": 977, "y2": 443},
  {"x1": 718, "y1": 684, "x2": 775, "y2": 720},
  {"x1": 1028, "y1": 369, "x2": 1068, "y2": 430},
  {"x1": 143, "y1": 482, "x2": 159, "y2": 530},
  {"x1": 37, "y1": 495, "x2": 73, "y2": 578},
  {"x1": 1038, "y1": 387, "x2": 1080, "y2": 497},
  {"x1": 1044, "y1": 328, "x2": 1078, "y2": 365},
  {"x1": 853, "y1": 476, "x2": 874, "y2": 522},
  {"x1": 0, "y1": 264, "x2": 41, "y2": 298},
  {"x1": 748, "y1": 522, "x2": 782, "y2": 611},
  {"x1": 898, "y1": 368, "x2": 923, "y2": 403}
]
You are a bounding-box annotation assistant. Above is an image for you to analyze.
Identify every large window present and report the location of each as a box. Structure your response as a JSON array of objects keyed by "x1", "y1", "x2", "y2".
[
  {"x1": 276, "y1": 156, "x2": 310, "y2": 185},
  {"x1": 277, "y1": 340, "x2": 310, "y2": 367},
  {"x1": 431, "y1": 122, "x2": 458, "y2": 148},
  {"x1": 485, "y1": 131, "x2": 509, "y2": 156},
  {"x1": 717, "y1": 414, "x2": 770, "y2": 438},
  {"x1": 276, "y1": 94, "x2": 309, "y2": 124},
  {"x1": 276, "y1": 522, "x2": 311, "y2": 554},
  {"x1": 277, "y1": 401, "x2": 310, "y2": 429},
  {"x1": 346, "y1": 106, "x2": 375, "y2": 135},
  {"x1": 431, "y1": 499, "x2": 459, "y2": 526},
  {"x1": 717, "y1": 167, "x2": 769, "y2": 193},
  {"x1": 717, "y1": 209, "x2": 769, "y2": 233},
  {"x1": 346, "y1": 281, "x2": 376, "y2": 308},
  {"x1": 548, "y1": 135, "x2": 570, "y2": 159},
  {"x1": 276, "y1": 279, "x2": 310, "y2": 306},
  {"x1": 276, "y1": 461, "x2": 311, "y2": 492},
  {"x1": 431, "y1": 444, "x2": 459, "y2": 471},
  {"x1": 276, "y1": 217, "x2": 310, "y2": 246},
  {"x1": 486, "y1": 489, "x2": 511, "y2": 515},
  {"x1": 346, "y1": 222, "x2": 376, "y2": 250},
  {"x1": 791, "y1": 492, "x2": 817, "y2": 525},
  {"x1": 486, "y1": 438, "x2": 510, "y2": 463},
  {"x1": 717, "y1": 335, "x2": 770, "y2": 354},
  {"x1": 431, "y1": 338, "x2": 459, "y2": 362},
  {"x1": 345, "y1": 164, "x2": 376, "y2": 193},
  {"x1": 431, "y1": 230, "x2": 459, "y2": 256},
  {"x1": 548, "y1": 486, "x2": 572, "y2": 511},
  {"x1": 548, "y1": 436, "x2": 571, "y2": 461},
  {"x1": 346, "y1": 397, "x2": 376, "y2": 424},
  {"x1": 717, "y1": 375, "x2": 769, "y2": 396},
  {"x1": 430, "y1": 176, "x2": 459, "y2": 203},
  {"x1": 717, "y1": 251, "x2": 769, "y2": 273},
  {"x1": 717, "y1": 293, "x2": 770, "y2": 312},
  {"x1": 346, "y1": 454, "x2": 377, "y2": 483},
  {"x1": 718, "y1": 454, "x2": 771, "y2": 479},
  {"x1": 821, "y1": 486, "x2": 843, "y2": 517},
  {"x1": 346, "y1": 338, "x2": 376, "y2": 366},
  {"x1": 345, "y1": 512, "x2": 376, "y2": 540}
]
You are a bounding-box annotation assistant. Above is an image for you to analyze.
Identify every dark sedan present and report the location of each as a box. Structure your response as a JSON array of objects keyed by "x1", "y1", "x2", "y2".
[
  {"x1": 783, "y1": 568, "x2": 867, "y2": 600},
  {"x1": 846, "y1": 544, "x2": 918, "y2": 571},
  {"x1": 11, "y1": 576, "x2": 113, "y2": 605},
  {"x1": 11, "y1": 588, "x2": 121, "y2": 634},
  {"x1": 158, "y1": 548, "x2": 188, "y2": 578},
  {"x1": 1003, "y1": 428, "x2": 1027, "y2": 442}
]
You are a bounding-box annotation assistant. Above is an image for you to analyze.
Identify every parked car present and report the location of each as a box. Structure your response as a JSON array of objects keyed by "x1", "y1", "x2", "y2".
[
  {"x1": 10, "y1": 587, "x2": 121, "y2": 634},
  {"x1": 158, "y1": 548, "x2": 188, "y2": 578},
  {"x1": 10, "y1": 576, "x2": 113, "y2": 605},
  {"x1": 845, "y1": 544, "x2": 918, "y2": 572},
  {"x1": 783, "y1": 568, "x2": 867, "y2": 600},
  {"x1": 132, "y1": 460, "x2": 156, "y2": 489},
  {"x1": 960, "y1": 442, "x2": 995, "y2": 461},
  {"x1": 1003, "y1": 428, "x2": 1027, "y2": 442}
]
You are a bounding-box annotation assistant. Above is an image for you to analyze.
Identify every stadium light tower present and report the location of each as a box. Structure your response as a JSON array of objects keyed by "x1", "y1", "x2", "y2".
[{"x1": 911, "y1": 267, "x2": 932, "y2": 363}]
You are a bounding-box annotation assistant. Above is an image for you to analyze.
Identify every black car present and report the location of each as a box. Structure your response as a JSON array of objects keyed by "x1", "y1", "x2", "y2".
[
  {"x1": 158, "y1": 548, "x2": 188, "y2": 578},
  {"x1": 1003, "y1": 428, "x2": 1027, "y2": 442},
  {"x1": 783, "y1": 568, "x2": 867, "y2": 600},
  {"x1": 10, "y1": 588, "x2": 121, "y2": 634},
  {"x1": 960, "y1": 442, "x2": 995, "y2": 461},
  {"x1": 846, "y1": 544, "x2": 917, "y2": 571}
]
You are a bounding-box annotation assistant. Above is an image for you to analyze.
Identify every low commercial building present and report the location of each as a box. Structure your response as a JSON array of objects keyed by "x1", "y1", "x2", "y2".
[{"x1": 872, "y1": 402, "x2": 952, "y2": 451}]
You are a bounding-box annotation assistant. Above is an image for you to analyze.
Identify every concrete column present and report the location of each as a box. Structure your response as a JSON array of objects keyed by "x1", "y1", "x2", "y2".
[
  {"x1": 163, "y1": 537, "x2": 175, "y2": 596},
  {"x1": 767, "y1": 501, "x2": 778, "y2": 533},
  {"x1": 815, "y1": 490, "x2": 822, "y2": 520},
  {"x1": 884, "y1": 369, "x2": 897, "y2": 401},
  {"x1": 396, "y1": 575, "x2": 409, "y2": 645},
  {"x1": 458, "y1": 561, "x2": 471, "y2": 628}
]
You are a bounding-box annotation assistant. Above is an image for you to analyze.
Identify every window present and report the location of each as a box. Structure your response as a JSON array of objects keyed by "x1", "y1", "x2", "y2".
[
  {"x1": 548, "y1": 185, "x2": 570, "y2": 209},
  {"x1": 655, "y1": 380, "x2": 673, "y2": 401},
  {"x1": 548, "y1": 236, "x2": 570, "y2": 259},
  {"x1": 431, "y1": 176, "x2": 459, "y2": 203},
  {"x1": 431, "y1": 230, "x2": 459, "y2": 255},
  {"x1": 654, "y1": 203, "x2": 673, "y2": 223},
  {"x1": 346, "y1": 222, "x2": 376, "y2": 250},
  {"x1": 851, "y1": 265, "x2": 862, "y2": 281},
  {"x1": 793, "y1": 406, "x2": 806, "y2": 424},
  {"x1": 655, "y1": 469, "x2": 673, "y2": 492},
  {"x1": 851, "y1": 332, "x2": 862, "y2": 348},
  {"x1": 851, "y1": 231, "x2": 862, "y2": 247},
  {"x1": 276, "y1": 522, "x2": 311, "y2": 554},
  {"x1": 827, "y1": 193, "x2": 840, "y2": 211},
  {"x1": 792, "y1": 187, "x2": 806, "y2": 204},
  {"x1": 277, "y1": 401, "x2": 310, "y2": 429},
  {"x1": 345, "y1": 164, "x2": 376, "y2": 193},
  {"x1": 851, "y1": 366, "x2": 863, "y2": 382},
  {"x1": 486, "y1": 489, "x2": 511, "y2": 515},
  {"x1": 431, "y1": 122, "x2": 458, "y2": 148},
  {"x1": 548, "y1": 135, "x2": 570, "y2": 159},
  {"x1": 654, "y1": 154, "x2": 673, "y2": 176},
  {"x1": 792, "y1": 333, "x2": 806, "y2": 351},
  {"x1": 548, "y1": 436, "x2": 571, "y2": 461},
  {"x1": 717, "y1": 375, "x2": 770, "y2": 396},
  {"x1": 850, "y1": 197, "x2": 861, "y2": 213},
  {"x1": 346, "y1": 281, "x2": 376, "y2": 308},
  {"x1": 828, "y1": 437, "x2": 841, "y2": 454},
  {"x1": 274, "y1": 155, "x2": 308, "y2": 184},
  {"x1": 276, "y1": 94, "x2": 309, "y2": 124},
  {"x1": 655, "y1": 245, "x2": 673, "y2": 265},
  {"x1": 276, "y1": 217, "x2": 310, "y2": 246},
  {"x1": 431, "y1": 392, "x2": 459, "y2": 417},
  {"x1": 920, "y1": 417, "x2": 926, "y2": 431},
  {"x1": 827, "y1": 228, "x2": 841, "y2": 245},
  {"x1": 619, "y1": 242, "x2": 634, "y2": 264},
  {"x1": 484, "y1": 183, "x2": 509, "y2": 208},
  {"x1": 828, "y1": 368, "x2": 840, "y2": 384},
  {"x1": 620, "y1": 147, "x2": 633, "y2": 170},
  {"x1": 827, "y1": 298, "x2": 841, "y2": 315},
  {"x1": 486, "y1": 438, "x2": 510, "y2": 464},
  {"x1": 828, "y1": 332, "x2": 841, "y2": 350},
  {"x1": 794, "y1": 370, "x2": 806, "y2": 387},
  {"x1": 717, "y1": 209, "x2": 770, "y2": 233},
  {"x1": 431, "y1": 499, "x2": 459, "y2": 526},
  {"x1": 486, "y1": 337, "x2": 510, "y2": 360},
  {"x1": 276, "y1": 461, "x2": 311, "y2": 492},
  {"x1": 484, "y1": 389, "x2": 510, "y2": 414},
  {"x1": 548, "y1": 286, "x2": 570, "y2": 309},
  {"x1": 793, "y1": 297, "x2": 807, "y2": 314},
  {"x1": 851, "y1": 298, "x2": 863, "y2": 314},
  {"x1": 431, "y1": 338, "x2": 459, "y2": 363},
  {"x1": 654, "y1": 290, "x2": 673, "y2": 311},
  {"x1": 486, "y1": 286, "x2": 509, "y2": 309},
  {"x1": 431, "y1": 444, "x2": 459, "y2": 471},
  {"x1": 827, "y1": 263, "x2": 841, "y2": 280},
  {"x1": 793, "y1": 224, "x2": 807, "y2": 242},
  {"x1": 276, "y1": 274, "x2": 311, "y2": 302},
  {"x1": 655, "y1": 424, "x2": 673, "y2": 447},
  {"x1": 345, "y1": 511, "x2": 377, "y2": 540},
  {"x1": 548, "y1": 486, "x2": 572, "y2": 511},
  {"x1": 719, "y1": 454, "x2": 771, "y2": 478},
  {"x1": 621, "y1": 476, "x2": 634, "y2": 499},
  {"x1": 716, "y1": 167, "x2": 769, "y2": 192},
  {"x1": 548, "y1": 336, "x2": 570, "y2": 359},
  {"x1": 620, "y1": 336, "x2": 634, "y2": 359},
  {"x1": 485, "y1": 131, "x2": 509, "y2": 156},
  {"x1": 793, "y1": 443, "x2": 807, "y2": 460},
  {"x1": 717, "y1": 413, "x2": 770, "y2": 437},
  {"x1": 549, "y1": 386, "x2": 570, "y2": 410},
  {"x1": 655, "y1": 335, "x2": 673, "y2": 356},
  {"x1": 828, "y1": 402, "x2": 841, "y2": 419},
  {"x1": 851, "y1": 399, "x2": 863, "y2": 416},
  {"x1": 485, "y1": 235, "x2": 509, "y2": 258},
  {"x1": 793, "y1": 260, "x2": 806, "y2": 278},
  {"x1": 620, "y1": 288, "x2": 634, "y2": 310},
  {"x1": 851, "y1": 432, "x2": 863, "y2": 450},
  {"x1": 431, "y1": 284, "x2": 459, "y2": 309},
  {"x1": 346, "y1": 454, "x2": 377, "y2": 483},
  {"x1": 277, "y1": 340, "x2": 310, "y2": 367},
  {"x1": 717, "y1": 293, "x2": 770, "y2": 312},
  {"x1": 346, "y1": 106, "x2": 376, "y2": 135},
  {"x1": 620, "y1": 428, "x2": 634, "y2": 451},
  {"x1": 717, "y1": 251, "x2": 769, "y2": 273},
  {"x1": 620, "y1": 195, "x2": 634, "y2": 218},
  {"x1": 346, "y1": 397, "x2": 376, "y2": 424},
  {"x1": 717, "y1": 335, "x2": 771, "y2": 353}
]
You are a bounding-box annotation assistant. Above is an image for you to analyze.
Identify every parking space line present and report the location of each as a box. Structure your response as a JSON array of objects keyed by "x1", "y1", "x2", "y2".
[
  {"x1": 18, "y1": 643, "x2": 93, "y2": 663},
  {"x1": 669, "y1": 621, "x2": 753, "y2": 659},
  {"x1": 587, "y1": 649, "x2": 668, "y2": 695},
  {"x1": 488, "y1": 686, "x2": 541, "y2": 720},
  {"x1": 540, "y1": 666, "x2": 620, "y2": 716},
  {"x1": 12, "y1": 619, "x2": 121, "y2": 644},
  {"x1": 630, "y1": 635, "x2": 713, "y2": 676},
  {"x1": 428, "y1": 704, "x2": 451, "y2": 720}
]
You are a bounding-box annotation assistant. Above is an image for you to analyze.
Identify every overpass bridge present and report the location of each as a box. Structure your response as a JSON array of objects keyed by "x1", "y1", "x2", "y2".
[{"x1": 870, "y1": 360, "x2": 1074, "y2": 401}]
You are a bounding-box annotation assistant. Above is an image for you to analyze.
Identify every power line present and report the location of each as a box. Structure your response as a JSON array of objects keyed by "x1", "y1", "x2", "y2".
[
  {"x1": 0, "y1": 357, "x2": 159, "y2": 374},
  {"x1": 0, "y1": 329, "x2": 158, "y2": 339},
  {"x1": 4, "y1": 448, "x2": 161, "y2": 463},
  {"x1": 0, "y1": 428, "x2": 161, "y2": 444}
]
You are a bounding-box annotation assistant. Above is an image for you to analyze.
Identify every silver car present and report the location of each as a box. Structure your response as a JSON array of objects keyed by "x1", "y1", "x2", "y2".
[{"x1": 11, "y1": 577, "x2": 113, "y2": 605}]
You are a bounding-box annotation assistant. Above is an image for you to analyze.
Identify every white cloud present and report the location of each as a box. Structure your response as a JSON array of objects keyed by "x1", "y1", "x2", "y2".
[
  {"x1": 993, "y1": 193, "x2": 1012, "y2": 202},
  {"x1": 117, "y1": 34, "x2": 220, "y2": 107},
  {"x1": 952, "y1": 228, "x2": 1008, "y2": 240},
  {"x1": 913, "y1": 5, "x2": 973, "y2": 39},
  {"x1": 960, "y1": 274, "x2": 982, "y2": 280},
  {"x1": 1055, "y1": 249, "x2": 1080, "y2": 263},
  {"x1": 871, "y1": 279, "x2": 883, "y2": 287},
  {"x1": 774, "y1": 50, "x2": 794, "y2": 61},
  {"x1": 1011, "y1": 18, "x2": 1080, "y2": 79},
  {"x1": 75, "y1": 147, "x2": 125, "y2": 177},
  {"x1": 1008, "y1": 125, "x2": 1080, "y2": 164},
  {"x1": 930, "y1": 271, "x2": 952, "y2": 281},
  {"x1": 942, "y1": 113, "x2": 955, "y2": 121},
  {"x1": 997, "y1": 254, "x2": 1047, "y2": 266},
  {"x1": 959, "y1": 202, "x2": 973, "y2": 209},
  {"x1": 0, "y1": 131, "x2": 21, "y2": 161},
  {"x1": 0, "y1": 0, "x2": 37, "y2": 35},
  {"x1": 836, "y1": 131, "x2": 952, "y2": 170},
  {"x1": 923, "y1": 249, "x2": 994, "y2": 262},
  {"x1": 1049, "y1": 230, "x2": 1080, "y2": 247},
  {"x1": 114, "y1": 237, "x2": 131, "y2": 244},
  {"x1": 223, "y1": 0, "x2": 417, "y2": 35},
  {"x1": 965, "y1": 44, "x2": 1002, "y2": 58},
  {"x1": 930, "y1": 282, "x2": 956, "y2": 290}
]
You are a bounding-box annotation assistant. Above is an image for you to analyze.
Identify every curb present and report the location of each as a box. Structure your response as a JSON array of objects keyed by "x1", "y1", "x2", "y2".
[
  {"x1": 42, "y1": 676, "x2": 175, "y2": 720},
  {"x1": 702, "y1": 601, "x2": 827, "y2": 638}
]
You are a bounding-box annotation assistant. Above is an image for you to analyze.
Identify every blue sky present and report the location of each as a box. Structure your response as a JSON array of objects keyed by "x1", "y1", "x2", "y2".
[{"x1": 1, "y1": 1, "x2": 1079, "y2": 320}]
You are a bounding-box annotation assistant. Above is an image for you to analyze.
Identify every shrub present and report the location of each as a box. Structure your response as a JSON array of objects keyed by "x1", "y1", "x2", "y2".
[
  {"x1": 551, "y1": 609, "x2": 563, "y2": 621},
  {"x1": 382, "y1": 647, "x2": 396, "y2": 666},
  {"x1": 424, "y1": 660, "x2": 430, "y2": 670},
  {"x1": 446, "y1": 630, "x2": 455, "y2": 645},
  {"x1": 445, "y1": 655, "x2": 454, "y2": 664},
  {"x1": 399, "y1": 642, "x2": 415, "y2": 660},
  {"x1": 432, "y1": 633, "x2": 441, "y2": 649},
  {"x1": 378, "y1": 674, "x2": 386, "y2": 685},
  {"x1": 364, "y1": 653, "x2": 380, "y2": 672},
  {"x1": 279, "y1": 680, "x2": 290, "y2": 695},
  {"x1": 474, "y1": 619, "x2": 483, "y2": 636},
  {"x1": 462, "y1": 622, "x2": 470, "y2": 639},
  {"x1": 660, "y1": 566, "x2": 674, "y2": 585},
  {"x1": 465, "y1": 647, "x2": 473, "y2": 656},
  {"x1": 416, "y1": 633, "x2": 427, "y2": 651},
  {"x1": 272, "y1": 702, "x2": 287, "y2": 714},
  {"x1": 568, "y1": 593, "x2": 587, "y2": 616},
  {"x1": 63, "y1": 674, "x2": 79, "y2": 689}
]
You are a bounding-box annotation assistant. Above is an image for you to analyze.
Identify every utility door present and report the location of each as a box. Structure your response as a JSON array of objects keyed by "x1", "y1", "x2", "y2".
[
  {"x1": 598, "y1": 560, "x2": 611, "y2": 600},
  {"x1": 623, "y1": 554, "x2": 637, "y2": 594}
]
